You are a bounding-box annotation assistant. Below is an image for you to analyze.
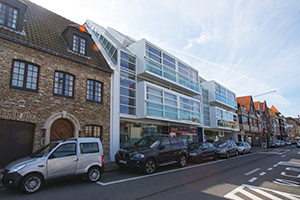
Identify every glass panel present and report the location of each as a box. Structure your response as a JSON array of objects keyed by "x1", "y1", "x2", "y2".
[
  {"x1": 146, "y1": 44, "x2": 161, "y2": 57},
  {"x1": 147, "y1": 86, "x2": 162, "y2": 96},
  {"x1": 121, "y1": 51, "x2": 136, "y2": 63},
  {"x1": 147, "y1": 94, "x2": 162, "y2": 103}
]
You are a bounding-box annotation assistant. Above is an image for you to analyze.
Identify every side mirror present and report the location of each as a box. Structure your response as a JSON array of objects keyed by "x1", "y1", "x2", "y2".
[
  {"x1": 159, "y1": 145, "x2": 166, "y2": 150},
  {"x1": 49, "y1": 154, "x2": 56, "y2": 159}
]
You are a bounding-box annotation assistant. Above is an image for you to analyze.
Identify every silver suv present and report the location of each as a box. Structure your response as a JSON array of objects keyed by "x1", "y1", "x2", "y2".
[{"x1": 1, "y1": 137, "x2": 105, "y2": 193}]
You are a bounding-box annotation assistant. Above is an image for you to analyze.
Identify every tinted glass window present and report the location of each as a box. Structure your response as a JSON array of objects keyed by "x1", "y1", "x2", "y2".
[
  {"x1": 161, "y1": 138, "x2": 170, "y2": 149},
  {"x1": 80, "y1": 142, "x2": 99, "y2": 154},
  {"x1": 52, "y1": 143, "x2": 76, "y2": 158},
  {"x1": 170, "y1": 138, "x2": 180, "y2": 147},
  {"x1": 202, "y1": 143, "x2": 209, "y2": 149}
]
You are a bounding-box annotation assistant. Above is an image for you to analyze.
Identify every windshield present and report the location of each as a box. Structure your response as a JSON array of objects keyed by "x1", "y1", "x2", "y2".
[
  {"x1": 214, "y1": 142, "x2": 227, "y2": 148},
  {"x1": 236, "y1": 142, "x2": 243, "y2": 146},
  {"x1": 30, "y1": 142, "x2": 59, "y2": 158},
  {"x1": 187, "y1": 143, "x2": 202, "y2": 150},
  {"x1": 135, "y1": 137, "x2": 160, "y2": 148}
]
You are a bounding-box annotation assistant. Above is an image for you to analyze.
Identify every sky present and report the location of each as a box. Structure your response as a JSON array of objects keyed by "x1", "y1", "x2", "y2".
[{"x1": 31, "y1": 0, "x2": 300, "y2": 118}]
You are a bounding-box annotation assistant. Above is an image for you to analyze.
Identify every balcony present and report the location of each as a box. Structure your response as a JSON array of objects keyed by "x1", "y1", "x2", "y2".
[
  {"x1": 215, "y1": 92, "x2": 237, "y2": 109},
  {"x1": 217, "y1": 119, "x2": 239, "y2": 130},
  {"x1": 146, "y1": 102, "x2": 202, "y2": 124},
  {"x1": 140, "y1": 58, "x2": 201, "y2": 95}
]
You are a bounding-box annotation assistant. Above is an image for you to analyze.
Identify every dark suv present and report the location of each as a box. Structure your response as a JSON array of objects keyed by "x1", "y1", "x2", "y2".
[{"x1": 115, "y1": 135, "x2": 188, "y2": 174}]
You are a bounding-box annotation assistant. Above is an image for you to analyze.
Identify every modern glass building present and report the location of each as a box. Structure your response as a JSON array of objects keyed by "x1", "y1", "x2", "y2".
[{"x1": 85, "y1": 20, "x2": 238, "y2": 161}]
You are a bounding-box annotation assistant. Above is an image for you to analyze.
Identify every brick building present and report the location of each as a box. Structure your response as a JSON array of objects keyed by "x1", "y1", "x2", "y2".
[{"x1": 0, "y1": 0, "x2": 112, "y2": 168}]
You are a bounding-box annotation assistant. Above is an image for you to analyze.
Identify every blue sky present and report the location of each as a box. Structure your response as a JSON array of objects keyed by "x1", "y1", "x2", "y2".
[{"x1": 32, "y1": 0, "x2": 300, "y2": 117}]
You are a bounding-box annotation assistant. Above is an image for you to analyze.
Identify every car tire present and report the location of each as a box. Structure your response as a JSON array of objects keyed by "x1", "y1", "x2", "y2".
[
  {"x1": 20, "y1": 173, "x2": 43, "y2": 194},
  {"x1": 226, "y1": 152, "x2": 230, "y2": 159},
  {"x1": 242, "y1": 150, "x2": 245, "y2": 155},
  {"x1": 87, "y1": 166, "x2": 101, "y2": 182},
  {"x1": 213, "y1": 153, "x2": 218, "y2": 161},
  {"x1": 249, "y1": 149, "x2": 252, "y2": 153},
  {"x1": 197, "y1": 156, "x2": 203, "y2": 164},
  {"x1": 178, "y1": 155, "x2": 187, "y2": 167},
  {"x1": 143, "y1": 159, "x2": 156, "y2": 174},
  {"x1": 235, "y1": 151, "x2": 239, "y2": 156}
]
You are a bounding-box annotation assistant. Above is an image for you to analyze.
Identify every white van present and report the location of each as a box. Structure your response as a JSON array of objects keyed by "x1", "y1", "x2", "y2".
[{"x1": 1, "y1": 137, "x2": 105, "y2": 193}]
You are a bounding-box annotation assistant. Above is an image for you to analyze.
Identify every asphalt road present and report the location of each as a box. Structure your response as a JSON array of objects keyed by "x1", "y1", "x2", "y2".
[{"x1": 1, "y1": 146, "x2": 299, "y2": 200}]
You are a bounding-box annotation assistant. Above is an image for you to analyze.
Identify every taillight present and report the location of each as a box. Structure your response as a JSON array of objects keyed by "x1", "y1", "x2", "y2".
[{"x1": 101, "y1": 156, "x2": 104, "y2": 165}]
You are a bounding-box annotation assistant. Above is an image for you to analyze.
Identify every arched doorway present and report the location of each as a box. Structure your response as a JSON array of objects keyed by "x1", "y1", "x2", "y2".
[{"x1": 50, "y1": 118, "x2": 74, "y2": 142}]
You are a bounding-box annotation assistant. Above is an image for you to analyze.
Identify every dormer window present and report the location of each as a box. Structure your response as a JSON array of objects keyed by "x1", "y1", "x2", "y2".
[
  {"x1": 62, "y1": 25, "x2": 91, "y2": 57},
  {"x1": 0, "y1": 0, "x2": 26, "y2": 32},
  {"x1": 73, "y1": 35, "x2": 86, "y2": 55}
]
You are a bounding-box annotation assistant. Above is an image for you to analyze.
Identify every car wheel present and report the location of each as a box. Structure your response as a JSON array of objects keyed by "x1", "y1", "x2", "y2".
[
  {"x1": 226, "y1": 152, "x2": 230, "y2": 159},
  {"x1": 87, "y1": 166, "x2": 101, "y2": 182},
  {"x1": 249, "y1": 148, "x2": 252, "y2": 153},
  {"x1": 20, "y1": 173, "x2": 43, "y2": 194},
  {"x1": 242, "y1": 150, "x2": 245, "y2": 155},
  {"x1": 143, "y1": 159, "x2": 156, "y2": 174},
  {"x1": 178, "y1": 155, "x2": 187, "y2": 167},
  {"x1": 235, "y1": 151, "x2": 239, "y2": 156},
  {"x1": 197, "y1": 156, "x2": 203, "y2": 164},
  {"x1": 213, "y1": 153, "x2": 218, "y2": 161}
]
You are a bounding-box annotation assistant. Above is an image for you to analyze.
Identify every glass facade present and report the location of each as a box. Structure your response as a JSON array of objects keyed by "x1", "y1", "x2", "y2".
[
  {"x1": 145, "y1": 43, "x2": 200, "y2": 93},
  {"x1": 120, "y1": 120, "x2": 198, "y2": 148},
  {"x1": 215, "y1": 83, "x2": 237, "y2": 108},
  {"x1": 120, "y1": 51, "x2": 137, "y2": 115},
  {"x1": 216, "y1": 108, "x2": 239, "y2": 129},
  {"x1": 202, "y1": 87, "x2": 210, "y2": 126},
  {"x1": 146, "y1": 85, "x2": 202, "y2": 123}
]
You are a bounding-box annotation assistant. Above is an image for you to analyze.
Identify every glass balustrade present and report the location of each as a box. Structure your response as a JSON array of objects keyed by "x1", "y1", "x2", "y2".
[{"x1": 145, "y1": 58, "x2": 200, "y2": 93}]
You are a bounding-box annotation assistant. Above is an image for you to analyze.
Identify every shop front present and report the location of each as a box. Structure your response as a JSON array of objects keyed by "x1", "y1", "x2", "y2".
[{"x1": 120, "y1": 120, "x2": 201, "y2": 148}]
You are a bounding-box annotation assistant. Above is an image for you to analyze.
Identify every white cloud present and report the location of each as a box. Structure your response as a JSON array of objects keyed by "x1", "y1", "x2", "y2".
[{"x1": 184, "y1": 32, "x2": 213, "y2": 49}]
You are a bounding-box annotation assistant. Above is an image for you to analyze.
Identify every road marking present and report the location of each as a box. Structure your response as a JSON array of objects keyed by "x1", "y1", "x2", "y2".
[
  {"x1": 267, "y1": 167, "x2": 273, "y2": 171},
  {"x1": 224, "y1": 184, "x2": 300, "y2": 200},
  {"x1": 259, "y1": 149, "x2": 290, "y2": 155},
  {"x1": 282, "y1": 155, "x2": 286, "y2": 157},
  {"x1": 273, "y1": 179, "x2": 300, "y2": 187},
  {"x1": 259, "y1": 172, "x2": 266, "y2": 176},
  {"x1": 248, "y1": 177, "x2": 257, "y2": 183},
  {"x1": 286, "y1": 167, "x2": 300, "y2": 172},
  {"x1": 97, "y1": 159, "x2": 227, "y2": 186},
  {"x1": 281, "y1": 172, "x2": 300, "y2": 178},
  {"x1": 244, "y1": 168, "x2": 260, "y2": 176},
  {"x1": 278, "y1": 161, "x2": 300, "y2": 168},
  {"x1": 273, "y1": 164, "x2": 278, "y2": 167}
]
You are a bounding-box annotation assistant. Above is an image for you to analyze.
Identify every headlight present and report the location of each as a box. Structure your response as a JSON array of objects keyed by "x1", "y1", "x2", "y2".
[
  {"x1": 220, "y1": 149, "x2": 226, "y2": 153},
  {"x1": 9, "y1": 164, "x2": 26, "y2": 173},
  {"x1": 131, "y1": 153, "x2": 145, "y2": 159}
]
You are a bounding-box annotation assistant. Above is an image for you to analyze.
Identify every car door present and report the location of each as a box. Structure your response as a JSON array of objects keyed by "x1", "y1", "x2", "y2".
[
  {"x1": 207, "y1": 143, "x2": 216, "y2": 158},
  {"x1": 169, "y1": 138, "x2": 181, "y2": 162},
  {"x1": 201, "y1": 143, "x2": 210, "y2": 160},
  {"x1": 47, "y1": 142, "x2": 78, "y2": 179},
  {"x1": 228, "y1": 141, "x2": 235, "y2": 155},
  {"x1": 157, "y1": 138, "x2": 172, "y2": 164}
]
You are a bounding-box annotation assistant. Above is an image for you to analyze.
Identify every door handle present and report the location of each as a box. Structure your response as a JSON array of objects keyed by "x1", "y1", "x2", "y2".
[{"x1": 73, "y1": 158, "x2": 79, "y2": 162}]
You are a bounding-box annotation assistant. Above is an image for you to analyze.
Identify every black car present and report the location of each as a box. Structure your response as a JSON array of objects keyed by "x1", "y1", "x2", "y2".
[
  {"x1": 115, "y1": 135, "x2": 188, "y2": 174},
  {"x1": 187, "y1": 142, "x2": 217, "y2": 163}
]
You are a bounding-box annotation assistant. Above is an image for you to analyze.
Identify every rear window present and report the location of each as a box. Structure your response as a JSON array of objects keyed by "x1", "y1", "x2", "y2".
[{"x1": 80, "y1": 142, "x2": 99, "y2": 154}]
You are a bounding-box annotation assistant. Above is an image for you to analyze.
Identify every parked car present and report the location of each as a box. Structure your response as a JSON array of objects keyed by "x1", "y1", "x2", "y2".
[
  {"x1": 297, "y1": 141, "x2": 300, "y2": 148},
  {"x1": 236, "y1": 142, "x2": 252, "y2": 154},
  {"x1": 115, "y1": 135, "x2": 188, "y2": 174},
  {"x1": 1, "y1": 138, "x2": 104, "y2": 194},
  {"x1": 268, "y1": 141, "x2": 277, "y2": 148},
  {"x1": 187, "y1": 142, "x2": 217, "y2": 163},
  {"x1": 214, "y1": 140, "x2": 238, "y2": 158},
  {"x1": 285, "y1": 140, "x2": 292, "y2": 146}
]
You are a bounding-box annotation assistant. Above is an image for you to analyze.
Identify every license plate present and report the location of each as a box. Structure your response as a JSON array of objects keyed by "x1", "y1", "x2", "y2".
[{"x1": 119, "y1": 160, "x2": 127, "y2": 164}]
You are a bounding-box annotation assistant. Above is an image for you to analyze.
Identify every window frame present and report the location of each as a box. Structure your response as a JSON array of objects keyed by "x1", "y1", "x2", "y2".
[
  {"x1": 53, "y1": 71, "x2": 75, "y2": 98},
  {"x1": 85, "y1": 125, "x2": 103, "y2": 140},
  {"x1": 72, "y1": 34, "x2": 87, "y2": 55},
  {"x1": 86, "y1": 79, "x2": 103, "y2": 103},
  {"x1": 10, "y1": 60, "x2": 40, "y2": 92}
]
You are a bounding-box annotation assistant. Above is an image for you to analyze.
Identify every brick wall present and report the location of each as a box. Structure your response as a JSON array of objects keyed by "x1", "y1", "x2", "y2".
[{"x1": 0, "y1": 39, "x2": 111, "y2": 156}]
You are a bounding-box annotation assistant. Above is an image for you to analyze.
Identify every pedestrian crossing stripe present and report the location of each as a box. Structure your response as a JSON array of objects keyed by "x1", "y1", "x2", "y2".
[{"x1": 224, "y1": 184, "x2": 300, "y2": 200}]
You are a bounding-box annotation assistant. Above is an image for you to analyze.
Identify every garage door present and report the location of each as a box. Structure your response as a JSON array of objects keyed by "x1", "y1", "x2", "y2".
[{"x1": 0, "y1": 119, "x2": 34, "y2": 169}]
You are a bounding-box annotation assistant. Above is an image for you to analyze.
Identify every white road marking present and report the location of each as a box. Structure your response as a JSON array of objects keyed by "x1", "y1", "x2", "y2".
[
  {"x1": 278, "y1": 161, "x2": 300, "y2": 168},
  {"x1": 282, "y1": 155, "x2": 286, "y2": 157},
  {"x1": 224, "y1": 184, "x2": 300, "y2": 200},
  {"x1": 281, "y1": 172, "x2": 300, "y2": 178},
  {"x1": 286, "y1": 167, "x2": 300, "y2": 172},
  {"x1": 244, "y1": 168, "x2": 260, "y2": 176},
  {"x1": 273, "y1": 179, "x2": 300, "y2": 187},
  {"x1": 259, "y1": 172, "x2": 266, "y2": 176},
  {"x1": 267, "y1": 167, "x2": 273, "y2": 171},
  {"x1": 248, "y1": 177, "x2": 257, "y2": 183},
  {"x1": 273, "y1": 164, "x2": 278, "y2": 167}
]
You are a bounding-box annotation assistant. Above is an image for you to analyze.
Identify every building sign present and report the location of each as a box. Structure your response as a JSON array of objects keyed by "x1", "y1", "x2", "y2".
[
  {"x1": 170, "y1": 126, "x2": 190, "y2": 134},
  {"x1": 197, "y1": 127, "x2": 203, "y2": 142}
]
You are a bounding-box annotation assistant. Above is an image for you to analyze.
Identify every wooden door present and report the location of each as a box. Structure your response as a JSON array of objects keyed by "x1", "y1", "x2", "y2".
[
  {"x1": 0, "y1": 119, "x2": 34, "y2": 168},
  {"x1": 50, "y1": 119, "x2": 73, "y2": 142}
]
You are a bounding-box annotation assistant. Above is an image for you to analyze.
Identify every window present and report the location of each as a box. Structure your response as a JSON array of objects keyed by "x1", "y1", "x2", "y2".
[
  {"x1": 85, "y1": 125, "x2": 102, "y2": 140},
  {"x1": 87, "y1": 79, "x2": 102, "y2": 103},
  {"x1": 161, "y1": 138, "x2": 170, "y2": 149},
  {"x1": 53, "y1": 71, "x2": 74, "y2": 98},
  {"x1": 52, "y1": 143, "x2": 76, "y2": 158},
  {"x1": 10, "y1": 60, "x2": 39, "y2": 92},
  {"x1": 73, "y1": 35, "x2": 86, "y2": 55},
  {"x1": 0, "y1": 2, "x2": 18, "y2": 29},
  {"x1": 80, "y1": 143, "x2": 99, "y2": 154}
]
